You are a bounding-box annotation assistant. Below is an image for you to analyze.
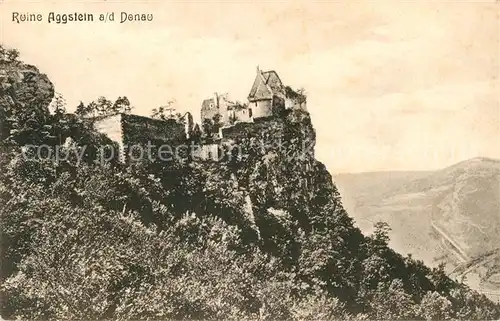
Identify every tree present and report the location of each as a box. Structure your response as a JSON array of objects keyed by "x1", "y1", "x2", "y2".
[
  {"x1": 49, "y1": 92, "x2": 67, "y2": 115},
  {"x1": 418, "y1": 291, "x2": 453, "y2": 320},
  {"x1": 48, "y1": 93, "x2": 69, "y2": 146},
  {"x1": 113, "y1": 96, "x2": 132, "y2": 114},
  {"x1": 74, "y1": 96, "x2": 132, "y2": 118},
  {"x1": 0, "y1": 104, "x2": 7, "y2": 141},
  {"x1": 430, "y1": 263, "x2": 456, "y2": 294},
  {"x1": 296, "y1": 87, "x2": 306, "y2": 97},
  {"x1": 96, "y1": 96, "x2": 113, "y2": 115},
  {"x1": 86, "y1": 101, "x2": 99, "y2": 117},
  {"x1": 285, "y1": 87, "x2": 307, "y2": 105},
  {"x1": 151, "y1": 100, "x2": 176, "y2": 121},
  {"x1": 372, "y1": 221, "x2": 391, "y2": 247},
  {"x1": 74, "y1": 101, "x2": 97, "y2": 118},
  {"x1": 75, "y1": 101, "x2": 87, "y2": 117},
  {"x1": 201, "y1": 114, "x2": 223, "y2": 139},
  {"x1": 371, "y1": 279, "x2": 417, "y2": 320},
  {"x1": 0, "y1": 46, "x2": 20, "y2": 64}
]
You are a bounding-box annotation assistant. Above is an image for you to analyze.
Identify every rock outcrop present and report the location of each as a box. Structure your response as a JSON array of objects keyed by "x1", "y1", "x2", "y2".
[{"x1": 0, "y1": 47, "x2": 55, "y2": 142}]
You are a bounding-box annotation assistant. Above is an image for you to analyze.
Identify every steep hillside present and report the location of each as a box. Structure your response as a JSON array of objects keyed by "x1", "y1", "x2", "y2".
[
  {"x1": 2, "y1": 44, "x2": 500, "y2": 320},
  {"x1": 335, "y1": 158, "x2": 500, "y2": 298}
]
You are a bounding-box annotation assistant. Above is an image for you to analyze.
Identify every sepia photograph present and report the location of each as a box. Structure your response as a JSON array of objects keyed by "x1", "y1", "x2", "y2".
[{"x1": 0, "y1": 1, "x2": 499, "y2": 320}]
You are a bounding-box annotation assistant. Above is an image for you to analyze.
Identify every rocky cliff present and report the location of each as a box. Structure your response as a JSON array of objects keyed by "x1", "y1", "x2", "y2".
[{"x1": 0, "y1": 46, "x2": 55, "y2": 143}]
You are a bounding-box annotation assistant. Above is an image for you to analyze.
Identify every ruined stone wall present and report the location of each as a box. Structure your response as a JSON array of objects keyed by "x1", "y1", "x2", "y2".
[
  {"x1": 228, "y1": 107, "x2": 252, "y2": 124},
  {"x1": 94, "y1": 114, "x2": 123, "y2": 145},
  {"x1": 121, "y1": 114, "x2": 186, "y2": 145},
  {"x1": 94, "y1": 113, "x2": 187, "y2": 163},
  {"x1": 94, "y1": 114, "x2": 125, "y2": 161},
  {"x1": 201, "y1": 104, "x2": 220, "y2": 123}
]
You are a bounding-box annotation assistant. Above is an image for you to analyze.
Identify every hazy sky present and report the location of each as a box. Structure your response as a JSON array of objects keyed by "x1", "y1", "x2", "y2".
[{"x1": 1, "y1": 1, "x2": 499, "y2": 173}]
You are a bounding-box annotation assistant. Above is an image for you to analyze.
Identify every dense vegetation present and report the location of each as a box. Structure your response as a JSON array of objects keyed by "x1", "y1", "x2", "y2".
[{"x1": 1, "y1": 44, "x2": 500, "y2": 320}]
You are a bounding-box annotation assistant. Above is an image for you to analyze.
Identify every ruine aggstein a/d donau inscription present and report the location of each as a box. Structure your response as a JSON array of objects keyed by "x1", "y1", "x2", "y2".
[{"x1": 11, "y1": 11, "x2": 153, "y2": 24}]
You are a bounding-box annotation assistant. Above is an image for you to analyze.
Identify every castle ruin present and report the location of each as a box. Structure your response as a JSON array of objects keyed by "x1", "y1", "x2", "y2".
[
  {"x1": 201, "y1": 66, "x2": 306, "y2": 127},
  {"x1": 93, "y1": 67, "x2": 306, "y2": 163}
]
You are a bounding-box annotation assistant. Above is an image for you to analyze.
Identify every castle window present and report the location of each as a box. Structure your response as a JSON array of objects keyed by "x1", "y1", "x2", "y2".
[{"x1": 249, "y1": 108, "x2": 253, "y2": 118}]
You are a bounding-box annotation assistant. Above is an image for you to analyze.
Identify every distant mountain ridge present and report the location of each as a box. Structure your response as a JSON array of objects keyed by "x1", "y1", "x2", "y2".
[{"x1": 335, "y1": 157, "x2": 500, "y2": 299}]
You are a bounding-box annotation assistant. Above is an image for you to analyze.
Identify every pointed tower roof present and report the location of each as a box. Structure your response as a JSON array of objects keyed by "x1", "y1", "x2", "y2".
[{"x1": 248, "y1": 66, "x2": 284, "y2": 101}]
